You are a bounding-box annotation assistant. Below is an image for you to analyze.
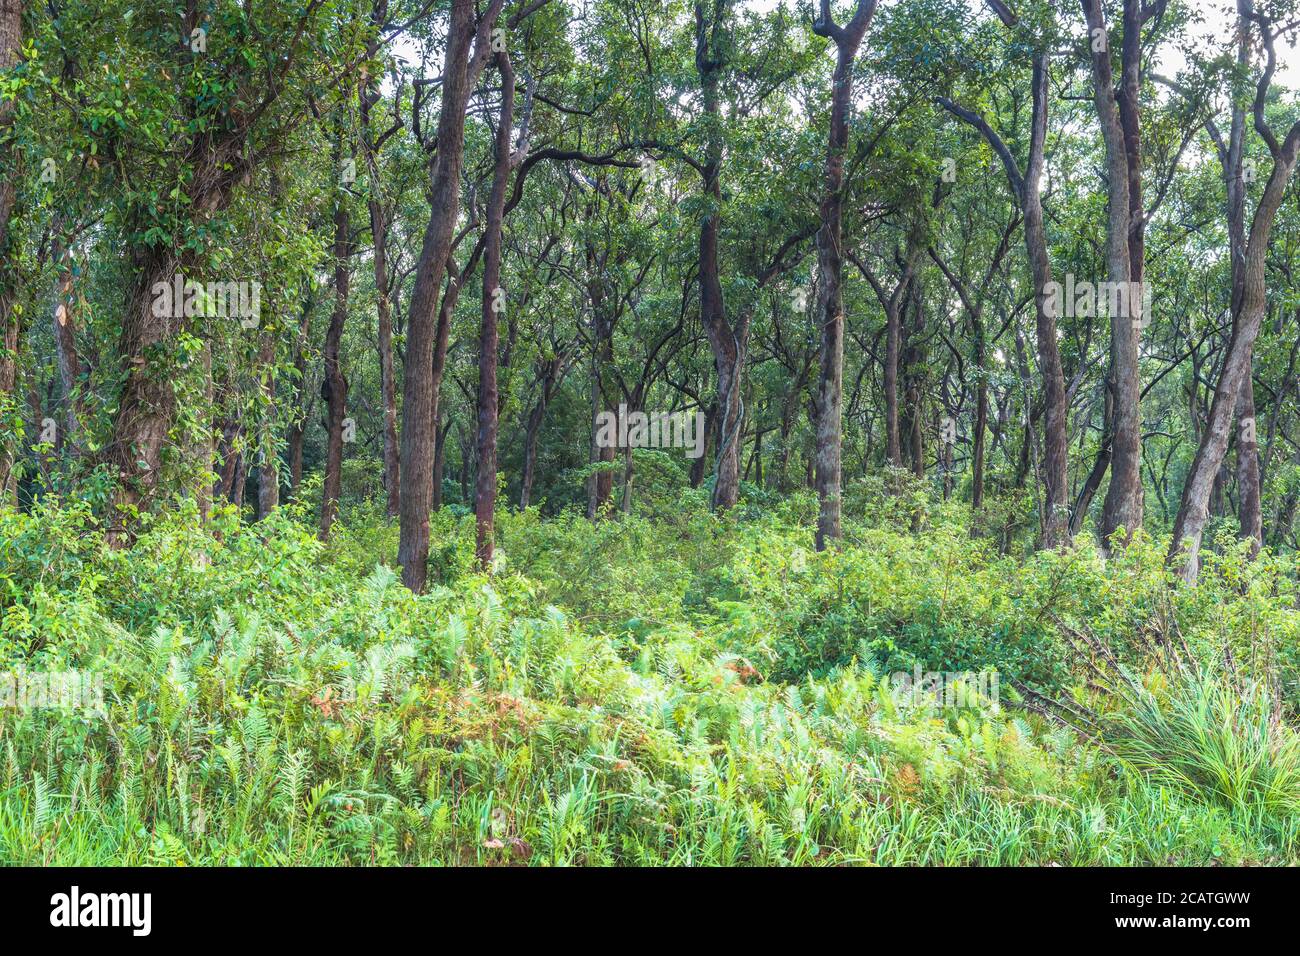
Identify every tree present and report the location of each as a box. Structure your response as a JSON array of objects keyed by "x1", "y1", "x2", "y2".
[
  {"x1": 811, "y1": 0, "x2": 879, "y2": 551},
  {"x1": 398, "y1": 0, "x2": 507, "y2": 591},
  {"x1": 1168, "y1": 0, "x2": 1300, "y2": 582}
]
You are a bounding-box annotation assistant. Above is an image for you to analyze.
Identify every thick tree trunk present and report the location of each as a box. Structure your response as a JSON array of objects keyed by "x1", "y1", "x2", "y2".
[
  {"x1": 1082, "y1": 0, "x2": 1143, "y2": 547},
  {"x1": 105, "y1": 248, "x2": 182, "y2": 543},
  {"x1": 398, "y1": 0, "x2": 504, "y2": 591}
]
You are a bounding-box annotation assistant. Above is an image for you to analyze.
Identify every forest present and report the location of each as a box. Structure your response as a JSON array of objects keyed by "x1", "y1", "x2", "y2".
[{"x1": 1, "y1": 0, "x2": 1300, "y2": 871}]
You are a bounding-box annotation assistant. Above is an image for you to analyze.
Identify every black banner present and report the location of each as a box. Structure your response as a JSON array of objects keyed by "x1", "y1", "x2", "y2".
[{"x1": 0, "y1": 866, "x2": 1280, "y2": 941}]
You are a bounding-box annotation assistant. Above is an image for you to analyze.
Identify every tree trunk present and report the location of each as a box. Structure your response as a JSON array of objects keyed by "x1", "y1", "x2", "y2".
[
  {"x1": 474, "y1": 48, "x2": 517, "y2": 569},
  {"x1": 398, "y1": 0, "x2": 505, "y2": 591},
  {"x1": 884, "y1": 293, "x2": 903, "y2": 468},
  {"x1": 105, "y1": 248, "x2": 182, "y2": 543},
  {"x1": 695, "y1": 5, "x2": 745, "y2": 511},
  {"x1": 0, "y1": 0, "x2": 22, "y2": 499},
  {"x1": 519, "y1": 356, "x2": 559, "y2": 509},
  {"x1": 586, "y1": 270, "x2": 616, "y2": 520},
  {"x1": 810, "y1": 0, "x2": 878, "y2": 550},
  {"x1": 432, "y1": 413, "x2": 450, "y2": 511},
  {"x1": 938, "y1": 51, "x2": 1070, "y2": 547},
  {"x1": 362, "y1": 0, "x2": 400, "y2": 519},
  {"x1": 256, "y1": 329, "x2": 280, "y2": 519},
  {"x1": 1082, "y1": 0, "x2": 1143, "y2": 547},
  {"x1": 319, "y1": 191, "x2": 351, "y2": 541},
  {"x1": 50, "y1": 235, "x2": 87, "y2": 457},
  {"x1": 1235, "y1": 369, "x2": 1261, "y2": 555},
  {"x1": 1167, "y1": 3, "x2": 1300, "y2": 581}
]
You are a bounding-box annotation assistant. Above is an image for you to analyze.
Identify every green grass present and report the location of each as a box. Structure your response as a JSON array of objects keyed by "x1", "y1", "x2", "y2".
[{"x1": 1, "y1": 492, "x2": 1298, "y2": 865}]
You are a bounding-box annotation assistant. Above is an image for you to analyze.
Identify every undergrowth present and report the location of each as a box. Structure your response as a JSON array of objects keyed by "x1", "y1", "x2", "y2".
[{"x1": 1, "y1": 491, "x2": 1298, "y2": 865}]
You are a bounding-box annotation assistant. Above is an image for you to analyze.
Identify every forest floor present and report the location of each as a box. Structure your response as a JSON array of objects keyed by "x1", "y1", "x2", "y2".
[{"x1": 2, "y1": 483, "x2": 1299, "y2": 865}]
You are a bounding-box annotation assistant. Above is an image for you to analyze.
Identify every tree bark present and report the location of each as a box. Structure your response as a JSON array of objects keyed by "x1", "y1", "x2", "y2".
[
  {"x1": 519, "y1": 354, "x2": 561, "y2": 508},
  {"x1": 49, "y1": 233, "x2": 88, "y2": 459},
  {"x1": 360, "y1": 4, "x2": 401, "y2": 519},
  {"x1": 474, "y1": 48, "x2": 520, "y2": 569},
  {"x1": 1082, "y1": 0, "x2": 1143, "y2": 547},
  {"x1": 585, "y1": 265, "x2": 616, "y2": 519},
  {"x1": 256, "y1": 328, "x2": 280, "y2": 519},
  {"x1": 811, "y1": 0, "x2": 878, "y2": 550},
  {"x1": 320, "y1": 186, "x2": 351, "y2": 541},
  {"x1": 1235, "y1": 371, "x2": 1261, "y2": 555},
  {"x1": 1168, "y1": 2, "x2": 1300, "y2": 581},
  {"x1": 398, "y1": 0, "x2": 505, "y2": 591},
  {"x1": 695, "y1": 1, "x2": 745, "y2": 511}
]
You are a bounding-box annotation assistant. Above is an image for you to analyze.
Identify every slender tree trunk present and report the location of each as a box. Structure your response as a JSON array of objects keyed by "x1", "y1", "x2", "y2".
[
  {"x1": 361, "y1": 0, "x2": 400, "y2": 518},
  {"x1": 1235, "y1": 371, "x2": 1261, "y2": 555},
  {"x1": 287, "y1": 287, "x2": 313, "y2": 498},
  {"x1": 256, "y1": 329, "x2": 280, "y2": 519},
  {"x1": 474, "y1": 49, "x2": 517, "y2": 569},
  {"x1": 520, "y1": 400, "x2": 544, "y2": 509},
  {"x1": 1022, "y1": 56, "x2": 1070, "y2": 547},
  {"x1": 50, "y1": 235, "x2": 87, "y2": 457},
  {"x1": 586, "y1": 271, "x2": 615, "y2": 519},
  {"x1": 810, "y1": 0, "x2": 878, "y2": 549},
  {"x1": 1169, "y1": 149, "x2": 1300, "y2": 578},
  {"x1": 519, "y1": 356, "x2": 559, "y2": 509},
  {"x1": 0, "y1": 0, "x2": 22, "y2": 500},
  {"x1": 695, "y1": 4, "x2": 745, "y2": 510},
  {"x1": 320, "y1": 189, "x2": 351, "y2": 541},
  {"x1": 938, "y1": 52, "x2": 1069, "y2": 547},
  {"x1": 972, "y1": 342, "x2": 987, "y2": 511},
  {"x1": 432, "y1": 413, "x2": 450, "y2": 511},
  {"x1": 884, "y1": 296, "x2": 902, "y2": 468},
  {"x1": 193, "y1": 340, "x2": 214, "y2": 521}
]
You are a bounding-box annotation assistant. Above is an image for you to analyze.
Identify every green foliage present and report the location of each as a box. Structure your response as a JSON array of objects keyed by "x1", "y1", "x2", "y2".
[
  {"x1": 2, "y1": 498, "x2": 1299, "y2": 865},
  {"x1": 1100, "y1": 666, "x2": 1300, "y2": 825}
]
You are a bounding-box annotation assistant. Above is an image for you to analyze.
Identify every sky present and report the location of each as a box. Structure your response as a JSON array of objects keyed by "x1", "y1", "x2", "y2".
[
  {"x1": 391, "y1": 1, "x2": 1298, "y2": 89},
  {"x1": 735, "y1": 0, "x2": 1300, "y2": 88}
]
